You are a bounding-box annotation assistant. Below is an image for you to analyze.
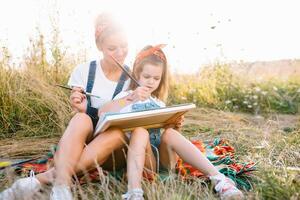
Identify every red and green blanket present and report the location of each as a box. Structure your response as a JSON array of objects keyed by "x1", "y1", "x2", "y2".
[{"x1": 13, "y1": 138, "x2": 256, "y2": 191}]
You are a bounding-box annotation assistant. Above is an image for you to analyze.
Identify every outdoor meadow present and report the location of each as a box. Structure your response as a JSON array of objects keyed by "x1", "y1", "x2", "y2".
[{"x1": 0, "y1": 27, "x2": 300, "y2": 199}]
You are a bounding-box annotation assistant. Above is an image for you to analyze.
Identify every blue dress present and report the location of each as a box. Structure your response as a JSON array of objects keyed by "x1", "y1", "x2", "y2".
[{"x1": 131, "y1": 101, "x2": 162, "y2": 158}]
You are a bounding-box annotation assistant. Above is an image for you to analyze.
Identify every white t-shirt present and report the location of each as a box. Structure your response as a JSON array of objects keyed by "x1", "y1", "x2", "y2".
[
  {"x1": 68, "y1": 60, "x2": 130, "y2": 109},
  {"x1": 113, "y1": 90, "x2": 166, "y2": 113}
]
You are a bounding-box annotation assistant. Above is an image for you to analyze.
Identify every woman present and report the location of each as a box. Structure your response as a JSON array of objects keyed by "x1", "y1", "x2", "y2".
[{"x1": 0, "y1": 13, "x2": 153, "y2": 200}]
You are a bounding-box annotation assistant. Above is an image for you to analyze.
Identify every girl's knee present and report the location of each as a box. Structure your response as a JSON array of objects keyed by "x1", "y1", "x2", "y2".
[{"x1": 132, "y1": 127, "x2": 149, "y2": 137}]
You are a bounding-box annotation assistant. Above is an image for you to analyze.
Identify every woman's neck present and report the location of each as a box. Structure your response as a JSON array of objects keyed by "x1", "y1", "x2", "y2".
[{"x1": 100, "y1": 59, "x2": 122, "y2": 82}]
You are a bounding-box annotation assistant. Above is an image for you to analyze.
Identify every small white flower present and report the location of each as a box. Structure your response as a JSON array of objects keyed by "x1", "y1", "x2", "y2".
[
  {"x1": 255, "y1": 87, "x2": 261, "y2": 92},
  {"x1": 297, "y1": 88, "x2": 300, "y2": 93},
  {"x1": 273, "y1": 86, "x2": 278, "y2": 91},
  {"x1": 232, "y1": 98, "x2": 237, "y2": 101},
  {"x1": 225, "y1": 100, "x2": 231, "y2": 104},
  {"x1": 253, "y1": 95, "x2": 258, "y2": 99},
  {"x1": 248, "y1": 105, "x2": 252, "y2": 108},
  {"x1": 262, "y1": 91, "x2": 268, "y2": 95},
  {"x1": 253, "y1": 102, "x2": 258, "y2": 106},
  {"x1": 233, "y1": 105, "x2": 239, "y2": 109},
  {"x1": 243, "y1": 100, "x2": 249, "y2": 104}
]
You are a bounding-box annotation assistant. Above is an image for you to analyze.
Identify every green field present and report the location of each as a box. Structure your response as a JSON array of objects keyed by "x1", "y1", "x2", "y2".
[{"x1": 0, "y1": 32, "x2": 299, "y2": 199}]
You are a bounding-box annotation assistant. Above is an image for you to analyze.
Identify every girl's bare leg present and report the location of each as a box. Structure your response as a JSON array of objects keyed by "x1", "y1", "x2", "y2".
[
  {"x1": 159, "y1": 128, "x2": 219, "y2": 176},
  {"x1": 126, "y1": 128, "x2": 156, "y2": 190}
]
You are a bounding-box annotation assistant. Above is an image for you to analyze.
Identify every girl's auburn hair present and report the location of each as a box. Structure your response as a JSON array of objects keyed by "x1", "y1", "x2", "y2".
[{"x1": 128, "y1": 45, "x2": 170, "y2": 101}]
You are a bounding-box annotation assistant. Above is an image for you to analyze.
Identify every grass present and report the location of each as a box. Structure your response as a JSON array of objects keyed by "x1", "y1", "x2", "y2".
[{"x1": 1, "y1": 108, "x2": 299, "y2": 199}]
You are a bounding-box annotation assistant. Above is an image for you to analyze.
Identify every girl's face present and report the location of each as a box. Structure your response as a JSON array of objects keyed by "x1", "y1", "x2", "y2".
[
  {"x1": 139, "y1": 63, "x2": 163, "y2": 94},
  {"x1": 100, "y1": 33, "x2": 128, "y2": 65}
]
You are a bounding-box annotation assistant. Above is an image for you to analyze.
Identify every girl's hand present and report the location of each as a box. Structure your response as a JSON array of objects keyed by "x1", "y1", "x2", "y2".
[
  {"x1": 127, "y1": 86, "x2": 151, "y2": 102},
  {"x1": 174, "y1": 115, "x2": 185, "y2": 129},
  {"x1": 164, "y1": 115, "x2": 185, "y2": 130},
  {"x1": 70, "y1": 87, "x2": 87, "y2": 112}
]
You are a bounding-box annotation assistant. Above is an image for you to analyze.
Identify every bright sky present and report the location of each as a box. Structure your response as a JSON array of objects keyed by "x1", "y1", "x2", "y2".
[{"x1": 0, "y1": 0, "x2": 300, "y2": 73}]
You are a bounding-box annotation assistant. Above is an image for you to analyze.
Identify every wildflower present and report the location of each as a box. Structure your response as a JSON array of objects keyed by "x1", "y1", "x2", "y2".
[
  {"x1": 253, "y1": 102, "x2": 258, "y2": 106},
  {"x1": 261, "y1": 91, "x2": 268, "y2": 95},
  {"x1": 243, "y1": 101, "x2": 248, "y2": 104},
  {"x1": 190, "y1": 88, "x2": 196, "y2": 93},
  {"x1": 273, "y1": 86, "x2": 278, "y2": 91},
  {"x1": 225, "y1": 100, "x2": 231, "y2": 104},
  {"x1": 253, "y1": 95, "x2": 258, "y2": 99},
  {"x1": 255, "y1": 87, "x2": 261, "y2": 92},
  {"x1": 232, "y1": 98, "x2": 237, "y2": 102},
  {"x1": 248, "y1": 105, "x2": 252, "y2": 108},
  {"x1": 297, "y1": 88, "x2": 300, "y2": 93}
]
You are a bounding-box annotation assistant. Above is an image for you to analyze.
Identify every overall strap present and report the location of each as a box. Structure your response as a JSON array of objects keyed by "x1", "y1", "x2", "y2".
[
  {"x1": 86, "y1": 60, "x2": 97, "y2": 107},
  {"x1": 112, "y1": 65, "x2": 130, "y2": 100}
]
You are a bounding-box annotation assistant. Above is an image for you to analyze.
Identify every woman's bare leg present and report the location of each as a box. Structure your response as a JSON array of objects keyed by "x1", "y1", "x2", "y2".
[
  {"x1": 75, "y1": 127, "x2": 128, "y2": 172},
  {"x1": 53, "y1": 113, "x2": 93, "y2": 185},
  {"x1": 126, "y1": 128, "x2": 156, "y2": 190},
  {"x1": 159, "y1": 128, "x2": 219, "y2": 176}
]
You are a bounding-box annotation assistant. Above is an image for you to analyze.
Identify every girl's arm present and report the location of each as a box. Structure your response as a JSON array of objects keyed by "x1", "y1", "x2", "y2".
[
  {"x1": 98, "y1": 86, "x2": 151, "y2": 115},
  {"x1": 99, "y1": 95, "x2": 133, "y2": 114}
]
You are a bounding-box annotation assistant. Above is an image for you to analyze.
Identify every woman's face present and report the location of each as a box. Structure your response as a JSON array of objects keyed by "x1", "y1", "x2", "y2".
[
  {"x1": 100, "y1": 33, "x2": 128, "y2": 65},
  {"x1": 138, "y1": 63, "x2": 163, "y2": 94}
]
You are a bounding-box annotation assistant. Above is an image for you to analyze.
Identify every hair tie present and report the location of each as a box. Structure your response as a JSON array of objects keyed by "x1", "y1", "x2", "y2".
[{"x1": 135, "y1": 44, "x2": 167, "y2": 64}]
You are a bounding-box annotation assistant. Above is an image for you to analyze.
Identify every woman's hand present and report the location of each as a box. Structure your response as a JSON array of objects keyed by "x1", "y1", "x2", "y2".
[
  {"x1": 70, "y1": 87, "x2": 87, "y2": 113},
  {"x1": 127, "y1": 86, "x2": 151, "y2": 102}
]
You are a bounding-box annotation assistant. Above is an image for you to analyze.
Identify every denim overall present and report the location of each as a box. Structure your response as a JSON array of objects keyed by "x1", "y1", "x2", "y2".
[{"x1": 131, "y1": 101, "x2": 162, "y2": 158}]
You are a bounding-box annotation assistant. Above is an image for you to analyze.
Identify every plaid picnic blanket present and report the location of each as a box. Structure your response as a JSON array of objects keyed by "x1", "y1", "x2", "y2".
[{"x1": 13, "y1": 138, "x2": 256, "y2": 191}]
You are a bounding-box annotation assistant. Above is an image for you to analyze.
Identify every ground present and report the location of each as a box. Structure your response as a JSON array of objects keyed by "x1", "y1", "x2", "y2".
[{"x1": 1, "y1": 108, "x2": 299, "y2": 199}]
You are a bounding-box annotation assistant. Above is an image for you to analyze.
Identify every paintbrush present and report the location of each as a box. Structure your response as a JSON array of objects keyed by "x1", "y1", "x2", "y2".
[
  {"x1": 110, "y1": 56, "x2": 157, "y2": 103},
  {"x1": 55, "y1": 84, "x2": 101, "y2": 99},
  {"x1": 0, "y1": 157, "x2": 40, "y2": 170}
]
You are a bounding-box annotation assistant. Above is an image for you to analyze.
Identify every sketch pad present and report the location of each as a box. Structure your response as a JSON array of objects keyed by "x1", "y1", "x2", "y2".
[{"x1": 94, "y1": 103, "x2": 196, "y2": 135}]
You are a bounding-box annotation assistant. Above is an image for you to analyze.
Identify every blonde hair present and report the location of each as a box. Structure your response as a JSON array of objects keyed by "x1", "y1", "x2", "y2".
[
  {"x1": 94, "y1": 13, "x2": 123, "y2": 50},
  {"x1": 129, "y1": 45, "x2": 169, "y2": 101}
]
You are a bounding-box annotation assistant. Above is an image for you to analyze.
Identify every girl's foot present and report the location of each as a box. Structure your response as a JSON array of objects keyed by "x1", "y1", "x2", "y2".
[
  {"x1": 210, "y1": 173, "x2": 244, "y2": 200},
  {"x1": 50, "y1": 184, "x2": 73, "y2": 200},
  {"x1": 122, "y1": 188, "x2": 144, "y2": 200}
]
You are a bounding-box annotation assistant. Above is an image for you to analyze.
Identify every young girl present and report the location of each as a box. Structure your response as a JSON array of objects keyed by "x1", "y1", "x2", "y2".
[{"x1": 99, "y1": 45, "x2": 244, "y2": 200}]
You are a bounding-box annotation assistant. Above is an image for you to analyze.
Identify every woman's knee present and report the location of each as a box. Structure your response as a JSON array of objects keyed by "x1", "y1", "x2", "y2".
[
  {"x1": 98, "y1": 127, "x2": 127, "y2": 146},
  {"x1": 68, "y1": 113, "x2": 93, "y2": 133},
  {"x1": 161, "y1": 128, "x2": 178, "y2": 144}
]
